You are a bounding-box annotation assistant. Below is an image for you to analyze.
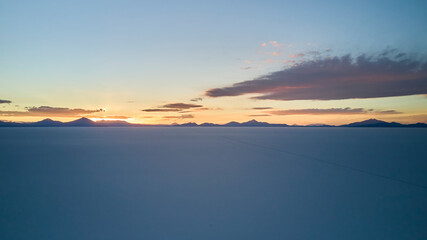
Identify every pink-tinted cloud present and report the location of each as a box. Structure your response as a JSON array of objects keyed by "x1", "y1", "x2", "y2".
[
  {"x1": 269, "y1": 41, "x2": 283, "y2": 48},
  {"x1": 206, "y1": 51, "x2": 427, "y2": 101},
  {"x1": 290, "y1": 53, "x2": 305, "y2": 58}
]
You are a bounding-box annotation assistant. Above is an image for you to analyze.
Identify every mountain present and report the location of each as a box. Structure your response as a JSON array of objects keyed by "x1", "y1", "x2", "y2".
[
  {"x1": 240, "y1": 119, "x2": 271, "y2": 127},
  {"x1": 0, "y1": 120, "x2": 20, "y2": 127},
  {"x1": 406, "y1": 123, "x2": 427, "y2": 127},
  {"x1": 165, "y1": 119, "x2": 289, "y2": 127},
  {"x1": 179, "y1": 122, "x2": 198, "y2": 127},
  {"x1": 224, "y1": 121, "x2": 241, "y2": 127},
  {"x1": 306, "y1": 123, "x2": 334, "y2": 127},
  {"x1": 29, "y1": 118, "x2": 64, "y2": 127},
  {"x1": 341, "y1": 119, "x2": 404, "y2": 127},
  {"x1": 95, "y1": 120, "x2": 135, "y2": 127},
  {"x1": 64, "y1": 117, "x2": 96, "y2": 127},
  {"x1": 221, "y1": 119, "x2": 289, "y2": 127},
  {"x1": 199, "y1": 123, "x2": 220, "y2": 127},
  {"x1": 0, "y1": 118, "x2": 426, "y2": 128},
  {"x1": 64, "y1": 118, "x2": 139, "y2": 127}
]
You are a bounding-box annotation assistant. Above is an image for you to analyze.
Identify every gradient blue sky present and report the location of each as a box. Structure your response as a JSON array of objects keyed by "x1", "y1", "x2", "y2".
[{"x1": 1, "y1": 0, "x2": 427, "y2": 124}]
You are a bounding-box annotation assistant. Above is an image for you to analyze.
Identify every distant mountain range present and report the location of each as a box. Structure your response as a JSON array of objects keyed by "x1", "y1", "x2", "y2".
[{"x1": 0, "y1": 117, "x2": 426, "y2": 128}]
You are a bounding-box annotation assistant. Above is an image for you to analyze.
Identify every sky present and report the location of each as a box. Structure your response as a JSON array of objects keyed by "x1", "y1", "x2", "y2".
[{"x1": 1, "y1": 0, "x2": 427, "y2": 125}]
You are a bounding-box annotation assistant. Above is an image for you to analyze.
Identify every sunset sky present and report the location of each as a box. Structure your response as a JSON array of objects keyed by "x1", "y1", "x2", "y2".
[{"x1": 1, "y1": 0, "x2": 427, "y2": 125}]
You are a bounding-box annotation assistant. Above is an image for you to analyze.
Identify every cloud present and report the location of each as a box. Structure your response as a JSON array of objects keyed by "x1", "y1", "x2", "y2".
[
  {"x1": 252, "y1": 107, "x2": 273, "y2": 110},
  {"x1": 375, "y1": 110, "x2": 402, "y2": 114},
  {"x1": 261, "y1": 43, "x2": 267, "y2": 47},
  {"x1": 192, "y1": 107, "x2": 211, "y2": 111},
  {"x1": 206, "y1": 51, "x2": 427, "y2": 101},
  {"x1": 0, "y1": 106, "x2": 104, "y2": 117},
  {"x1": 0, "y1": 99, "x2": 11, "y2": 104},
  {"x1": 190, "y1": 97, "x2": 203, "y2": 102},
  {"x1": 267, "y1": 108, "x2": 401, "y2": 115},
  {"x1": 142, "y1": 102, "x2": 203, "y2": 112},
  {"x1": 248, "y1": 114, "x2": 271, "y2": 117},
  {"x1": 162, "y1": 103, "x2": 202, "y2": 109},
  {"x1": 269, "y1": 41, "x2": 282, "y2": 48},
  {"x1": 307, "y1": 51, "x2": 321, "y2": 56},
  {"x1": 141, "y1": 108, "x2": 180, "y2": 112},
  {"x1": 283, "y1": 60, "x2": 296, "y2": 64},
  {"x1": 193, "y1": 107, "x2": 222, "y2": 111},
  {"x1": 163, "y1": 114, "x2": 194, "y2": 119},
  {"x1": 290, "y1": 53, "x2": 305, "y2": 58}
]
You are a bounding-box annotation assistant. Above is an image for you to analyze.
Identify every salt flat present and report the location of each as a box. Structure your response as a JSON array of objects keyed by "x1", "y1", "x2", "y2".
[{"x1": 1, "y1": 127, "x2": 426, "y2": 240}]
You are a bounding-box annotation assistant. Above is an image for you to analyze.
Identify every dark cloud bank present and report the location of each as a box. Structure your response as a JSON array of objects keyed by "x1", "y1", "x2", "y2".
[
  {"x1": 0, "y1": 106, "x2": 104, "y2": 117},
  {"x1": 206, "y1": 51, "x2": 427, "y2": 100},
  {"x1": 142, "y1": 103, "x2": 203, "y2": 112},
  {"x1": 0, "y1": 99, "x2": 12, "y2": 104}
]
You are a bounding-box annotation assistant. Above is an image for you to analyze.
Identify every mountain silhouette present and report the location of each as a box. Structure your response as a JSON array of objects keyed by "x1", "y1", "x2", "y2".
[
  {"x1": 64, "y1": 117, "x2": 96, "y2": 127},
  {"x1": 30, "y1": 118, "x2": 64, "y2": 127},
  {"x1": 341, "y1": 118, "x2": 404, "y2": 127},
  {"x1": 0, "y1": 120, "x2": 20, "y2": 127},
  {"x1": 0, "y1": 118, "x2": 425, "y2": 127},
  {"x1": 199, "y1": 123, "x2": 220, "y2": 127}
]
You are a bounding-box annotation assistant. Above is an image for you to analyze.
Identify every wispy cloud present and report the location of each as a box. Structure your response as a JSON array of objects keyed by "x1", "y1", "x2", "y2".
[
  {"x1": 190, "y1": 97, "x2": 203, "y2": 102},
  {"x1": 193, "y1": 107, "x2": 221, "y2": 111},
  {"x1": 162, "y1": 103, "x2": 202, "y2": 109},
  {"x1": 163, "y1": 114, "x2": 194, "y2": 119},
  {"x1": 267, "y1": 108, "x2": 401, "y2": 115},
  {"x1": 269, "y1": 41, "x2": 283, "y2": 48},
  {"x1": 289, "y1": 53, "x2": 305, "y2": 58},
  {"x1": 142, "y1": 102, "x2": 203, "y2": 112},
  {"x1": 0, "y1": 99, "x2": 12, "y2": 104},
  {"x1": 375, "y1": 110, "x2": 402, "y2": 114},
  {"x1": 206, "y1": 50, "x2": 427, "y2": 101},
  {"x1": 248, "y1": 114, "x2": 271, "y2": 117},
  {"x1": 0, "y1": 106, "x2": 104, "y2": 117},
  {"x1": 141, "y1": 108, "x2": 180, "y2": 112},
  {"x1": 252, "y1": 107, "x2": 273, "y2": 110}
]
